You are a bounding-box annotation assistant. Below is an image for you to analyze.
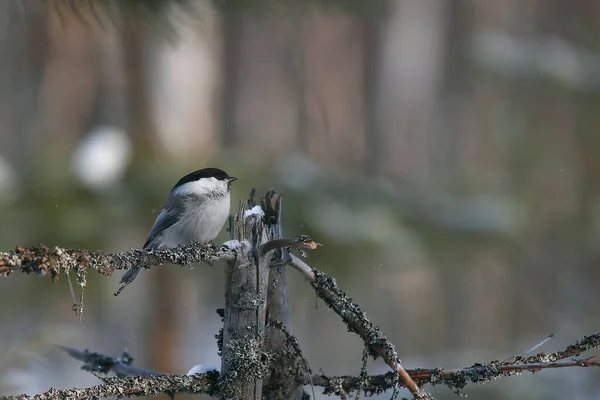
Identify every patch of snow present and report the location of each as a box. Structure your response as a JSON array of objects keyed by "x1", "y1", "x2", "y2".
[
  {"x1": 222, "y1": 240, "x2": 240, "y2": 250},
  {"x1": 187, "y1": 364, "x2": 220, "y2": 375},
  {"x1": 243, "y1": 205, "x2": 265, "y2": 220}
]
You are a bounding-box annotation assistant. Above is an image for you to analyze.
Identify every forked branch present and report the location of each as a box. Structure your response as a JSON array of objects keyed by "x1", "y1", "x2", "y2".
[
  {"x1": 10, "y1": 334, "x2": 598, "y2": 400},
  {"x1": 3, "y1": 188, "x2": 599, "y2": 400},
  {"x1": 289, "y1": 255, "x2": 425, "y2": 398}
]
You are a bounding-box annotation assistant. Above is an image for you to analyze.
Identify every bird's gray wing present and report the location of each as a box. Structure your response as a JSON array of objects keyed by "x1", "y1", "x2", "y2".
[
  {"x1": 143, "y1": 195, "x2": 187, "y2": 249},
  {"x1": 120, "y1": 196, "x2": 187, "y2": 286}
]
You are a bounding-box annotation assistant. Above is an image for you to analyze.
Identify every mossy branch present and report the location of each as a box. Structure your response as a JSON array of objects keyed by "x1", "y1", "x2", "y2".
[
  {"x1": 2, "y1": 373, "x2": 219, "y2": 400},
  {"x1": 3, "y1": 189, "x2": 600, "y2": 399},
  {"x1": 0, "y1": 241, "x2": 234, "y2": 280},
  {"x1": 8, "y1": 334, "x2": 598, "y2": 400},
  {"x1": 289, "y1": 255, "x2": 427, "y2": 398}
]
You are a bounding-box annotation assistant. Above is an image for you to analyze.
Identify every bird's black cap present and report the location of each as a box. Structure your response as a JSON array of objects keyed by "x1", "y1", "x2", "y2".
[{"x1": 172, "y1": 168, "x2": 236, "y2": 191}]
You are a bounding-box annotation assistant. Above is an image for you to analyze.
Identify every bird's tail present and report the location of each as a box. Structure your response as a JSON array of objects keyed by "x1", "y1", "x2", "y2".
[{"x1": 119, "y1": 267, "x2": 141, "y2": 285}]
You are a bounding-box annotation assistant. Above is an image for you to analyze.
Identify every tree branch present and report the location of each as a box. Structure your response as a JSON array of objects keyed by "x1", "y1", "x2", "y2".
[
  {"x1": 316, "y1": 332, "x2": 600, "y2": 395},
  {"x1": 2, "y1": 373, "x2": 219, "y2": 400},
  {"x1": 0, "y1": 241, "x2": 423, "y2": 397},
  {"x1": 14, "y1": 333, "x2": 599, "y2": 400},
  {"x1": 0, "y1": 241, "x2": 236, "y2": 283},
  {"x1": 4, "y1": 187, "x2": 600, "y2": 399},
  {"x1": 314, "y1": 357, "x2": 600, "y2": 396},
  {"x1": 259, "y1": 235, "x2": 318, "y2": 256},
  {"x1": 288, "y1": 254, "x2": 426, "y2": 398}
]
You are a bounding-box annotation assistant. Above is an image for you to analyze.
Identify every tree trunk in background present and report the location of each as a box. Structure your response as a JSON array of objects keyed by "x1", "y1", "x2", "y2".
[
  {"x1": 151, "y1": 268, "x2": 178, "y2": 376},
  {"x1": 38, "y1": 2, "x2": 100, "y2": 150},
  {"x1": 0, "y1": 1, "x2": 48, "y2": 170},
  {"x1": 122, "y1": 17, "x2": 179, "y2": 380},
  {"x1": 123, "y1": 17, "x2": 157, "y2": 154},
  {"x1": 218, "y1": 3, "x2": 242, "y2": 147},
  {"x1": 361, "y1": 5, "x2": 387, "y2": 177},
  {"x1": 437, "y1": 0, "x2": 473, "y2": 349},
  {"x1": 437, "y1": 0, "x2": 471, "y2": 182},
  {"x1": 285, "y1": 18, "x2": 309, "y2": 153}
]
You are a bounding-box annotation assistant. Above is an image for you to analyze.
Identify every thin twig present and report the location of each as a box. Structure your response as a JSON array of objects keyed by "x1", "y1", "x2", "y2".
[
  {"x1": 259, "y1": 235, "x2": 318, "y2": 256},
  {"x1": 77, "y1": 291, "x2": 84, "y2": 324},
  {"x1": 502, "y1": 333, "x2": 555, "y2": 362},
  {"x1": 287, "y1": 254, "x2": 315, "y2": 281},
  {"x1": 522, "y1": 333, "x2": 554, "y2": 356},
  {"x1": 65, "y1": 271, "x2": 78, "y2": 312}
]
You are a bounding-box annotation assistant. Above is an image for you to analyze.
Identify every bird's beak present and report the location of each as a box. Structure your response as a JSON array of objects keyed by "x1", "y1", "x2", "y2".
[{"x1": 227, "y1": 176, "x2": 238, "y2": 183}]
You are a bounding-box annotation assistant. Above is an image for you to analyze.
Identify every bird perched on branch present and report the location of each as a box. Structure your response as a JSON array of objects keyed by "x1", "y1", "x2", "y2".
[{"x1": 119, "y1": 168, "x2": 237, "y2": 286}]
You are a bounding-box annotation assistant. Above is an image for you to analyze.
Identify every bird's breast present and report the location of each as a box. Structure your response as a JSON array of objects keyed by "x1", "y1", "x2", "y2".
[{"x1": 175, "y1": 195, "x2": 230, "y2": 244}]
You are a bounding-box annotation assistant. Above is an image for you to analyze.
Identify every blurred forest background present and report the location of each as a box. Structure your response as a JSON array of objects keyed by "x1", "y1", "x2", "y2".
[{"x1": 1, "y1": 0, "x2": 600, "y2": 399}]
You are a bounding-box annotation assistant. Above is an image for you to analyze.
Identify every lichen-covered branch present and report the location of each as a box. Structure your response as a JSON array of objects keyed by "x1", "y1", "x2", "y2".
[
  {"x1": 3, "y1": 187, "x2": 599, "y2": 400},
  {"x1": 314, "y1": 357, "x2": 600, "y2": 396},
  {"x1": 13, "y1": 333, "x2": 600, "y2": 400},
  {"x1": 289, "y1": 255, "x2": 427, "y2": 398},
  {"x1": 0, "y1": 241, "x2": 236, "y2": 285},
  {"x1": 316, "y1": 332, "x2": 600, "y2": 395},
  {"x1": 2, "y1": 373, "x2": 219, "y2": 400}
]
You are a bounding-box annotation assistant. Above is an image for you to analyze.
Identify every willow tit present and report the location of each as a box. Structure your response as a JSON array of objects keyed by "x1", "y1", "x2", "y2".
[{"x1": 120, "y1": 168, "x2": 237, "y2": 285}]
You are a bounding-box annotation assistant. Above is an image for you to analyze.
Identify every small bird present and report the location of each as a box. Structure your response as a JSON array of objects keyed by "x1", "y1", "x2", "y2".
[{"x1": 120, "y1": 167, "x2": 237, "y2": 286}]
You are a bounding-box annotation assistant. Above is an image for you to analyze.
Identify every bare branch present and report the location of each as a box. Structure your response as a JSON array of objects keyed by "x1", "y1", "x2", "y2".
[
  {"x1": 520, "y1": 333, "x2": 554, "y2": 356},
  {"x1": 259, "y1": 235, "x2": 318, "y2": 256},
  {"x1": 287, "y1": 253, "x2": 315, "y2": 281},
  {"x1": 502, "y1": 333, "x2": 555, "y2": 362}
]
